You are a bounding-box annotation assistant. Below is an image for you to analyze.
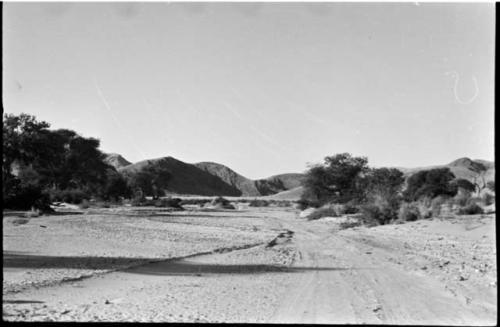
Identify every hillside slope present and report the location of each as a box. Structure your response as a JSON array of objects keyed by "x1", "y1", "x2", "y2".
[
  {"x1": 255, "y1": 173, "x2": 305, "y2": 196},
  {"x1": 194, "y1": 162, "x2": 261, "y2": 196},
  {"x1": 398, "y1": 158, "x2": 494, "y2": 186},
  {"x1": 104, "y1": 153, "x2": 132, "y2": 170},
  {"x1": 120, "y1": 157, "x2": 242, "y2": 196}
]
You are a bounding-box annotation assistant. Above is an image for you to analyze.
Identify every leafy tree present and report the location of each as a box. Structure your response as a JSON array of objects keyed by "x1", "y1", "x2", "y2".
[
  {"x1": 301, "y1": 153, "x2": 369, "y2": 205},
  {"x1": 127, "y1": 165, "x2": 171, "y2": 199},
  {"x1": 404, "y1": 168, "x2": 457, "y2": 201},
  {"x1": 3, "y1": 113, "x2": 128, "y2": 209},
  {"x1": 451, "y1": 178, "x2": 476, "y2": 193},
  {"x1": 359, "y1": 168, "x2": 405, "y2": 225}
]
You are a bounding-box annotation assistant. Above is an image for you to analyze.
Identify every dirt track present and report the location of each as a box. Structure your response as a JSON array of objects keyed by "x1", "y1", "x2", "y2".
[{"x1": 3, "y1": 206, "x2": 497, "y2": 324}]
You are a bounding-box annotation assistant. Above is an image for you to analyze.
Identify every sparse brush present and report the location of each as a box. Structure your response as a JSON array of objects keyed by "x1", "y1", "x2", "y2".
[
  {"x1": 79, "y1": 199, "x2": 90, "y2": 209},
  {"x1": 339, "y1": 220, "x2": 361, "y2": 230},
  {"x1": 453, "y1": 190, "x2": 472, "y2": 207},
  {"x1": 481, "y1": 193, "x2": 495, "y2": 206},
  {"x1": 179, "y1": 198, "x2": 211, "y2": 206},
  {"x1": 415, "y1": 197, "x2": 433, "y2": 219},
  {"x1": 154, "y1": 197, "x2": 184, "y2": 209},
  {"x1": 457, "y1": 203, "x2": 484, "y2": 215},
  {"x1": 331, "y1": 203, "x2": 359, "y2": 216},
  {"x1": 397, "y1": 202, "x2": 421, "y2": 222},
  {"x1": 249, "y1": 199, "x2": 270, "y2": 207},
  {"x1": 306, "y1": 206, "x2": 338, "y2": 220}
]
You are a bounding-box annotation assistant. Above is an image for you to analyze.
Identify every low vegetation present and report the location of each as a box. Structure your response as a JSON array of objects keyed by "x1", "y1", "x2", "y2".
[
  {"x1": 249, "y1": 199, "x2": 270, "y2": 207},
  {"x1": 300, "y1": 153, "x2": 495, "y2": 226}
]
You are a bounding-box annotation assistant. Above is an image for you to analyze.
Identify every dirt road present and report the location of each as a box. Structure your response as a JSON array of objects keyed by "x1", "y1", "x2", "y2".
[{"x1": 3, "y1": 207, "x2": 497, "y2": 324}]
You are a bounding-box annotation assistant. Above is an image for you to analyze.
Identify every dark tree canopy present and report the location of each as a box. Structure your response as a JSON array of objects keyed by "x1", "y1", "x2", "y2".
[
  {"x1": 403, "y1": 168, "x2": 457, "y2": 201},
  {"x1": 127, "y1": 164, "x2": 171, "y2": 199},
  {"x1": 302, "y1": 153, "x2": 369, "y2": 204},
  {"x1": 363, "y1": 168, "x2": 405, "y2": 199},
  {"x1": 451, "y1": 178, "x2": 476, "y2": 194},
  {"x1": 2, "y1": 113, "x2": 129, "y2": 209}
]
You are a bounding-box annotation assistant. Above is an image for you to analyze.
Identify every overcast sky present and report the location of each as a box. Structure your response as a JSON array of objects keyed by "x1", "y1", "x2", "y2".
[{"x1": 3, "y1": 2, "x2": 494, "y2": 179}]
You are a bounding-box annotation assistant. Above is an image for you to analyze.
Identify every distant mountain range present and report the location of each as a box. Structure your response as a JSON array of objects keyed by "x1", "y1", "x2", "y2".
[{"x1": 105, "y1": 153, "x2": 494, "y2": 199}]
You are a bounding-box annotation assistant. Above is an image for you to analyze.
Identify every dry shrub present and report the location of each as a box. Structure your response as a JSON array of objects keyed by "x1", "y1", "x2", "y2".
[
  {"x1": 453, "y1": 190, "x2": 472, "y2": 207},
  {"x1": 430, "y1": 195, "x2": 452, "y2": 217},
  {"x1": 482, "y1": 193, "x2": 495, "y2": 206},
  {"x1": 457, "y1": 203, "x2": 484, "y2": 215},
  {"x1": 249, "y1": 199, "x2": 270, "y2": 207},
  {"x1": 155, "y1": 197, "x2": 183, "y2": 209},
  {"x1": 179, "y1": 198, "x2": 211, "y2": 206},
  {"x1": 332, "y1": 203, "x2": 359, "y2": 216},
  {"x1": 415, "y1": 196, "x2": 433, "y2": 219},
  {"x1": 397, "y1": 202, "x2": 421, "y2": 222},
  {"x1": 79, "y1": 199, "x2": 90, "y2": 209},
  {"x1": 339, "y1": 220, "x2": 362, "y2": 230},
  {"x1": 306, "y1": 206, "x2": 338, "y2": 220},
  {"x1": 209, "y1": 196, "x2": 235, "y2": 210}
]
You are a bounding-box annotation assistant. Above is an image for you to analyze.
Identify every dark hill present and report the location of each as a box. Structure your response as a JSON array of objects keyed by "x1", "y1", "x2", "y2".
[
  {"x1": 119, "y1": 157, "x2": 242, "y2": 196},
  {"x1": 194, "y1": 162, "x2": 261, "y2": 196}
]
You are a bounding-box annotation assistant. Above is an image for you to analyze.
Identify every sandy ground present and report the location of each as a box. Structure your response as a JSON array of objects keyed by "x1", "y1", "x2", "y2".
[{"x1": 3, "y1": 206, "x2": 497, "y2": 324}]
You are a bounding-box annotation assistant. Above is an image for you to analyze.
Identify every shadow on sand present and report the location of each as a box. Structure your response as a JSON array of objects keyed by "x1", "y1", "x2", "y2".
[
  {"x1": 3, "y1": 252, "x2": 351, "y2": 276},
  {"x1": 125, "y1": 260, "x2": 350, "y2": 276},
  {"x1": 3, "y1": 300, "x2": 45, "y2": 304}
]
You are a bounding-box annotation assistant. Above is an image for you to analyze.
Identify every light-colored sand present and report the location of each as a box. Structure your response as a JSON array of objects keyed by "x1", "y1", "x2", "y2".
[{"x1": 3, "y1": 207, "x2": 497, "y2": 324}]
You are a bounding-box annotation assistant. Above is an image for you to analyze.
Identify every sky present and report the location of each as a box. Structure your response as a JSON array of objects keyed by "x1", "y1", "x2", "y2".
[{"x1": 3, "y1": 2, "x2": 495, "y2": 179}]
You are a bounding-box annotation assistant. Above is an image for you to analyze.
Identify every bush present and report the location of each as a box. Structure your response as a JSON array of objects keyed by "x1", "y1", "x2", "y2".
[
  {"x1": 296, "y1": 198, "x2": 321, "y2": 210},
  {"x1": 398, "y1": 203, "x2": 421, "y2": 222},
  {"x1": 430, "y1": 195, "x2": 451, "y2": 217},
  {"x1": 272, "y1": 200, "x2": 292, "y2": 207},
  {"x1": 3, "y1": 182, "x2": 51, "y2": 211},
  {"x1": 453, "y1": 190, "x2": 472, "y2": 207},
  {"x1": 154, "y1": 197, "x2": 183, "y2": 209},
  {"x1": 306, "y1": 206, "x2": 338, "y2": 220},
  {"x1": 414, "y1": 196, "x2": 434, "y2": 218},
  {"x1": 79, "y1": 199, "x2": 90, "y2": 209},
  {"x1": 360, "y1": 201, "x2": 399, "y2": 226},
  {"x1": 179, "y1": 198, "x2": 211, "y2": 206},
  {"x1": 249, "y1": 199, "x2": 270, "y2": 207},
  {"x1": 457, "y1": 203, "x2": 484, "y2": 215},
  {"x1": 94, "y1": 201, "x2": 111, "y2": 208},
  {"x1": 209, "y1": 196, "x2": 235, "y2": 209},
  {"x1": 339, "y1": 220, "x2": 362, "y2": 230},
  {"x1": 332, "y1": 203, "x2": 359, "y2": 216},
  {"x1": 48, "y1": 188, "x2": 90, "y2": 204},
  {"x1": 482, "y1": 193, "x2": 495, "y2": 206}
]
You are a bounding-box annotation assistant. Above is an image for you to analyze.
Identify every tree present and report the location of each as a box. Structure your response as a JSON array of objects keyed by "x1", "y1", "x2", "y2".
[
  {"x1": 127, "y1": 164, "x2": 171, "y2": 199},
  {"x1": 302, "y1": 153, "x2": 369, "y2": 205},
  {"x1": 3, "y1": 113, "x2": 126, "y2": 209},
  {"x1": 359, "y1": 168, "x2": 405, "y2": 225},
  {"x1": 364, "y1": 168, "x2": 405, "y2": 199},
  {"x1": 3, "y1": 113, "x2": 53, "y2": 209},
  {"x1": 404, "y1": 168, "x2": 457, "y2": 201},
  {"x1": 451, "y1": 178, "x2": 476, "y2": 193},
  {"x1": 101, "y1": 169, "x2": 131, "y2": 201}
]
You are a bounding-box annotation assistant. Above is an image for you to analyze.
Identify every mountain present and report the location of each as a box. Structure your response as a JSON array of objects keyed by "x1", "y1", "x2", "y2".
[
  {"x1": 194, "y1": 162, "x2": 261, "y2": 196},
  {"x1": 119, "y1": 157, "x2": 242, "y2": 196},
  {"x1": 397, "y1": 157, "x2": 494, "y2": 186},
  {"x1": 113, "y1": 152, "x2": 493, "y2": 197},
  {"x1": 119, "y1": 157, "x2": 305, "y2": 196},
  {"x1": 263, "y1": 186, "x2": 305, "y2": 201},
  {"x1": 104, "y1": 153, "x2": 132, "y2": 169}
]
